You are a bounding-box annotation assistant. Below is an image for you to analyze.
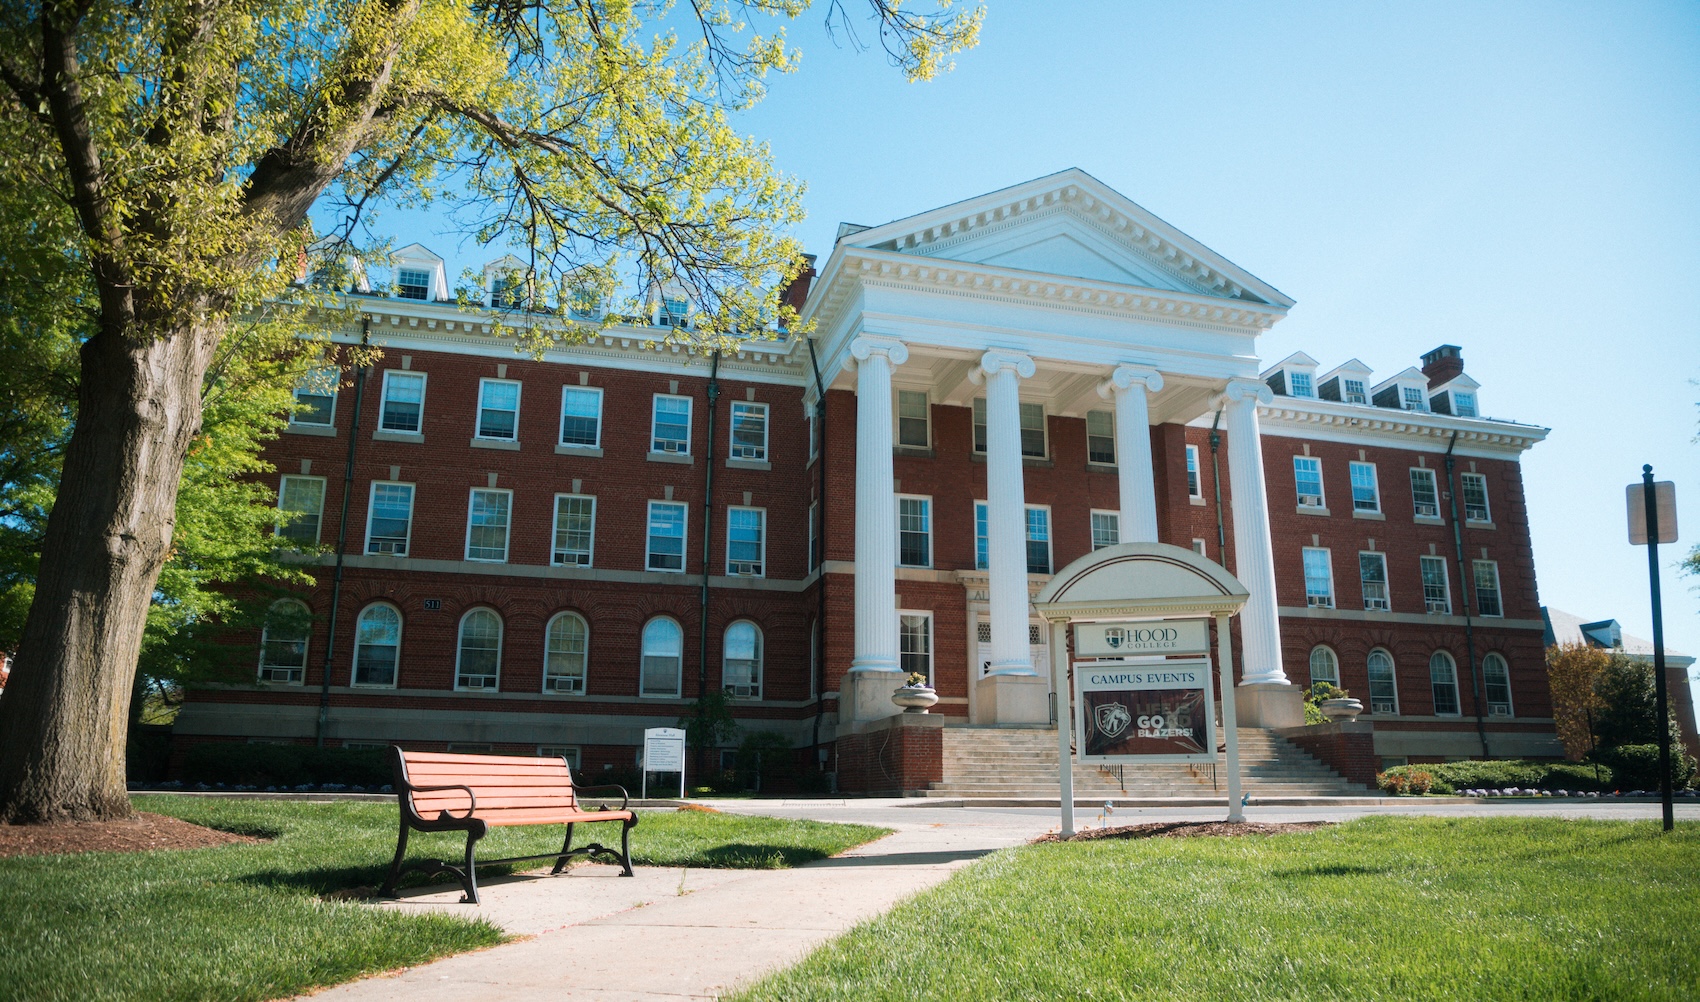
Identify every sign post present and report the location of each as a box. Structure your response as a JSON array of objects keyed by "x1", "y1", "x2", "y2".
[
  {"x1": 1627, "y1": 467, "x2": 1678, "y2": 832},
  {"x1": 642, "y1": 726, "x2": 687, "y2": 801}
]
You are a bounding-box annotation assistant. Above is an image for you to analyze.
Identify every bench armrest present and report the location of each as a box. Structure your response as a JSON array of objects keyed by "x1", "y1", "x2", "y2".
[
  {"x1": 576, "y1": 784, "x2": 630, "y2": 811},
  {"x1": 401, "y1": 782, "x2": 478, "y2": 820}
]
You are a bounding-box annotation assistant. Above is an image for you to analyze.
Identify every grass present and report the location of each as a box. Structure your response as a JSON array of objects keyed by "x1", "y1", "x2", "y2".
[
  {"x1": 0, "y1": 795, "x2": 887, "y2": 1002},
  {"x1": 729, "y1": 817, "x2": 1700, "y2": 1002}
]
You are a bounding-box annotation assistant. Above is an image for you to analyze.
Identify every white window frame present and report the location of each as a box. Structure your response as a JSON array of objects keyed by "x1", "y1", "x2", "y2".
[
  {"x1": 974, "y1": 500, "x2": 989, "y2": 570},
  {"x1": 1185, "y1": 445, "x2": 1202, "y2": 498},
  {"x1": 725, "y1": 506, "x2": 766, "y2": 577},
  {"x1": 364, "y1": 481, "x2": 415, "y2": 556},
  {"x1": 352, "y1": 602, "x2": 402, "y2": 688},
  {"x1": 899, "y1": 610, "x2": 934, "y2": 687},
  {"x1": 1025, "y1": 504, "x2": 1053, "y2": 575},
  {"x1": 475, "y1": 378, "x2": 522, "y2": 442},
  {"x1": 1348, "y1": 461, "x2": 1381, "y2": 513},
  {"x1": 1367, "y1": 648, "x2": 1399, "y2": 714},
  {"x1": 1410, "y1": 468, "x2": 1441, "y2": 519},
  {"x1": 455, "y1": 608, "x2": 504, "y2": 691},
  {"x1": 1090, "y1": 510, "x2": 1120, "y2": 551},
  {"x1": 276, "y1": 474, "x2": 327, "y2": 544},
  {"x1": 1358, "y1": 551, "x2": 1391, "y2": 612},
  {"x1": 972, "y1": 398, "x2": 1049, "y2": 458},
  {"x1": 1402, "y1": 385, "x2": 1429, "y2": 412},
  {"x1": 1085, "y1": 410, "x2": 1116, "y2": 466},
  {"x1": 1294, "y1": 456, "x2": 1325, "y2": 509},
  {"x1": 558, "y1": 386, "x2": 603, "y2": 449},
  {"x1": 896, "y1": 390, "x2": 931, "y2": 449},
  {"x1": 650, "y1": 394, "x2": 693, "y2": 456},
  {"x1": 639, "y1": 616, "x2": 684, "y2": 697},
  {"x1": 257, "y1": 599, "x2": 311, "y2": 684},
  {"x1": 378, "y1": 370, "x2": 427, "y2": 434},
  {"x1": 551, "y1": 494, "x2": 596, "y2": 567},
  {"x1": 464, "y1": 487, "x2": 513, "y2": 563},
  {"x1": 395, "y1": 267, "x2": 432, "y2": 300},
  {"x1": 1420, "y1": 555, "x2": 1451, "y2": 614},
  {"x1": 729, "y1": 401, "x2": 769, "y2": 461},
  {"x1": 1483, "y1": 652, "x2": 1514, "y2": 717},
  {"x1": 1191, "y1": 538, "x2": 1207, "y2": 556},
  {"x1": 1302, "y1": 546, "x2": 1335, "y2": 609},
  {"x1": 1453, "y1": 390, "x2": 1478, "y2": 418},
  {"x1": 543, "y1": 611, "x2": 589, "y2": 694},
  {"x1": 722, "y1": 620, "x2": 764, "y2": 699},
  {"x1": 538, "y1": 745, "x2": 582, "y2": 771},
  {"x1": 1308, "y1": 645, "x2": 1340, "y2": 687},
  {"x1": 1461, "y1": 473, "x2": 1492, "y2": 523},
  {"x1": 1343, "y1": 378, "x2": 1368, "y2": 404},
  {"x1": 290, "y1": 369, "x2": 338, "y2": 428},
  {"x1": 897, "y1": 495, "x2": 932, "y2": 568},
  {"x1": 1019, "y1": 401, "x2": 1048, "y2": 459},
  {"x1": 1288, "y1": 370, "x2": 1315, "y2": 398},
  {"x1": 1473, "y1": 560, "x2": 1504, "y2": 618},
  {"x1": 972, "y1": 398, "x2": 987, "y2": 454},
  {"x1": 646, "y1": 500, "x2": 689, "y2": 573},
  {"x1": 1430, "y1": 651, "x2": 1461, "y2": 716},
  {"x1": 806, "y1": 405, "x2": 820, "y2": 464}
]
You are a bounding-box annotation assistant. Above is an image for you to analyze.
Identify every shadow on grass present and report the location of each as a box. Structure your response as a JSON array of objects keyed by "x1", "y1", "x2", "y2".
[
  {"x1": 234, "y1": 858, "x2": 532, "y2": 895},
  {"x1": 805, "y1": 849, "x2": 993, "y2": 867},
  {"x1": 1271, "y1": 863, "x2": 1389, "y2": 879},
  {"x1": 681, "y1": 843, "x2": 836, "y2": 868}
]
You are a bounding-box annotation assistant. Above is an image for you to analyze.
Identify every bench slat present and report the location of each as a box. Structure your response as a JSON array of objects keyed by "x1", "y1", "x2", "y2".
[
  {"x1": 406, "y1": 764, "x2": 572, "y2": 779},
  {"x1": 480, "y1": 808, "x2": 635, "y2": 826},
  {"x1": 415, "y1": 794, "x2": 582, "y2": 812},
  {"x1": 402, "y1": 752, "x2": 568, "y2": 766},
  {"x1": 407, "y1": 774, "x2": 574, "y2": 790}
]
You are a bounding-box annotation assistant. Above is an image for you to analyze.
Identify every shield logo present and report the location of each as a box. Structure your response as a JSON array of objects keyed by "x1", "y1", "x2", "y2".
[
  {"x1": 1095, "y1": 702, "x2": 1132, "y2": 740},
  {"x1": 1105, "y1": 627, "x2": 1127, "y2": 650}
]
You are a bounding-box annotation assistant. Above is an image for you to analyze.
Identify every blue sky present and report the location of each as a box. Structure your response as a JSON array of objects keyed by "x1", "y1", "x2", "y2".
[{"x1": 389, "y1": 1, "x2": 1700, "y2": 664}]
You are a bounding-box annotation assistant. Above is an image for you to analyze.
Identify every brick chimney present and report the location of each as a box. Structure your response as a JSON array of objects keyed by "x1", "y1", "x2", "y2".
[
  {"x1": 779, "y1": 254, "x2": 817, "y2": 315},
  {"x1": 1420, "y1": 344, "x2": 1464, "y2": 388}
]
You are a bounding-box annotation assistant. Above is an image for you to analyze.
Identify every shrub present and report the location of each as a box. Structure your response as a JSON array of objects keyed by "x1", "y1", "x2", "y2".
[
  {"x1": 1592, "y1": 744, "x2": 1697, "y2": 792},
  {"x1": 1378, "y1": 770, "x2": 1435, "y2": 795},
  {"x1": 1377, "y1": 759, "x2": 1621, "y2": 795},
  {"x1": 736, "y1": 730, "x2": 796, "y2": 791},
  {"x1": 180, "y1": 742, "x2": 392, "y2": 788}
]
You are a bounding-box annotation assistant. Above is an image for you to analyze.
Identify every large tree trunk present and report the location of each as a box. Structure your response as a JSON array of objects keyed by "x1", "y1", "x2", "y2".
[{"x1": 0, "y1": 319, "x2": 222, "y2": 823}]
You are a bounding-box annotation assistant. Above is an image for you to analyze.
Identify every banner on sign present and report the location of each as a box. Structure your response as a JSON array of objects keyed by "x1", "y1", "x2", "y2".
[
  {"x1": 1074, "y1": 658, "x2": 1215, "y2": 763},
  {"x1": 1075, "y1": 619, "x2": 1209, "y2": 657}
]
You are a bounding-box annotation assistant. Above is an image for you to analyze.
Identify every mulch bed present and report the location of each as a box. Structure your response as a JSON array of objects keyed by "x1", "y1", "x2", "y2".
[
  {"x1": 1033, "y1": 821, "x2": 1333, "y2": 843},
  {"x1": 0, "y1": 812, "x2": 264, "y2": 858}
]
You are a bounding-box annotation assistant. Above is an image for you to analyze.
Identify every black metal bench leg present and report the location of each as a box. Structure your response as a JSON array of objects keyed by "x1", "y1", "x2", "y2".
[
  {"x1": 380, "y1": 819, "x2": 411, "y2": 898},
  {"x1": 459, "y1": 829, "x2": 482, "y2": 904},
  {"x1": 551, "y1": 823, "x2": 576, "y2": 874},
  {"x1": 618, "y1": 817, "x2": 635, "y2": 877}
]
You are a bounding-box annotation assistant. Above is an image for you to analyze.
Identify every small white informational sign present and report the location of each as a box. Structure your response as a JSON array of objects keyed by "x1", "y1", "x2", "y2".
[
  {"x1": 1074, "y1": 657, "x2": 1216, "y2": 765},
  {"x1": 642, "y1": 726, "x2": 687, "y2": 800},
  {"x1": 1627, "y1": 481, "x2": 1678, "y2": 546},
  {"x1": 1075, "y1": 619, "x2": 1209, "y2": 657}
]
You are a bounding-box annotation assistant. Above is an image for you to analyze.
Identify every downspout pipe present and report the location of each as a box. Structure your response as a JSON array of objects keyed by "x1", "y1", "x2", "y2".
[
  {"x1": 1444, "y1": 431, "x2": 1491, "y2": 759},
  {"x1": 806, "y1": 337, "x2": 828, "y2": 762},
  {"x1": 316, "y1": 317, "x2": 371, "y2": 748},
  {"x1": 695, "y1": 350, "x2": 722, "y2": 780},
  {"x1": 1208, "y1": 409, "x2": 1227, "y2": 560}
]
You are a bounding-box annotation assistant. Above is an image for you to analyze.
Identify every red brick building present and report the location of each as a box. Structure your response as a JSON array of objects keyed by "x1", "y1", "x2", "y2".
[{"x1": 177, "y1": 171, "x2": 1559, "y2": 787}]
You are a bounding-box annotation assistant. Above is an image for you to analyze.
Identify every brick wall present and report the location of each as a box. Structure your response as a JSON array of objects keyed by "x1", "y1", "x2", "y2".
[{"x1": 835, "y1": 721, "x2": 943, "y2": 795}]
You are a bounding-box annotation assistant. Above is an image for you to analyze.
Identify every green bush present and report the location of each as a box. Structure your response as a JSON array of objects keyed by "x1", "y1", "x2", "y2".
[
  {"x1": 180, "y1": 742, "x2": 392, "y2": 788},
  {"x1": 736, "y1": 730, "x2": 796, "y2": 791},
  {"x1": 1377, "y1": 759, "x2": 1618, "y2": 795},
  {"x1": 1592, "y1": 744, "x2": 1696, "y2": 791}
]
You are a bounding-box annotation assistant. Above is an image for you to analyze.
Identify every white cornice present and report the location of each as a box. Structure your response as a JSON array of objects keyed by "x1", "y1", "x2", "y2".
[{"x1": 1256, "y1": 397, "x2": 1549, "y2": 456}]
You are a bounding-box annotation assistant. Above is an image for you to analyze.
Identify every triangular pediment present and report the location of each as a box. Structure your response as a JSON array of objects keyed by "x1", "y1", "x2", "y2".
[{"x1": 839, "y1": 169, "x2": 1292, "y2": 307}]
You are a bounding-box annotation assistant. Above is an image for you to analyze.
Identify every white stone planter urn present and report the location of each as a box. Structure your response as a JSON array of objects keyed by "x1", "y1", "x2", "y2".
[
  {"x1": 1319, "y1": 697, "x2": 1364, "y2": 722},
  {"x1": 892, "y1": 684, "x2": 939, "y2": 714}
]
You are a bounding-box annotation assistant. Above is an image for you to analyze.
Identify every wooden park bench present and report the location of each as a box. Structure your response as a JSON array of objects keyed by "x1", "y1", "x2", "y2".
[{"x1": 380, "y1": 747, "x2": 638, "y2": 904}]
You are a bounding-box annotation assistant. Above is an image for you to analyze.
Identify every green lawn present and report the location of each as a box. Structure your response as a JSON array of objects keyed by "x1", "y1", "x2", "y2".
[
  {"x1": 731, "y1": 817, "x2": 1700, "y2": 1002},
  {"x1": 0, "y1": 795, "x2": 888, "y2": 1002}
]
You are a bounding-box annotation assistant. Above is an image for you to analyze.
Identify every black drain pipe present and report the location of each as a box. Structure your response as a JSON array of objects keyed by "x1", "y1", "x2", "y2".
[
  {"x1": 806, "y1": 337, "x2": 829, "y2": 761},
  {"x1": 1444, "y1": 431, "x2": 1491, "y2": 759},
  {"x1": 1208, "y1": 408, "x2": 1226, "y2": 561},
  {"x1": 694, "y1": 350, "x2": 722, "y2": 780},
  {"x1": 316, "y1": 317, "x2": 371, "y2": 747}
]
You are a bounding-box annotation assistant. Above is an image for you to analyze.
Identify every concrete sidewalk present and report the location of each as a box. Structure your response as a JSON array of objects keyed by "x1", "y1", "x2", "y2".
[{"x1": 302, "y1": 814, "x2": 1044, "y2": 1001}]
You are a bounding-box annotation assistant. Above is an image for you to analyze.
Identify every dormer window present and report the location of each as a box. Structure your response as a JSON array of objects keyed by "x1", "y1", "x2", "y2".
[
  {"x1": 1452, "y1": 391, "x2": 1477, "y2": 417},
  {"x1": 659, "y1": 297, "x2": 689, "y2": 327},
  {"x1": 1289, "y1": 371, "x2": 1314, "y2": 398},
  {"x1": 490, "y1": 272, "x2": 526, "y2": 309},
  {"x1": 1343, "y1": 379, "x2": 1367, "y2": 404},
  {"x1": 1261, "y1": 352, "x2": 1320, "y2": 399},
  {"x1": 1401, "y1": 386, "x2": 1428, "y2": 412},
  {"x1": 396, "y1": 269, "x2": 431, "y2": 301}
]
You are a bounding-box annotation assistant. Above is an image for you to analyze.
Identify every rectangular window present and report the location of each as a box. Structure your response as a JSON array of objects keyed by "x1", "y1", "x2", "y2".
[
  {"x1": 1359, "y1": 552, "x2": 1391, "y2": 611},
  {"x1": 1091, "y1": 511, "x2": 1120, "y2": 551},
  {"x1": 729, "y1": 401, "x2": 768, "y2": 461},
  {"x1": 552, "y1": 494, "x2": 595, "y2": 566},
  {"x1": 476, "y1": 379, "x2": 521, "y2": 441},
  {"x1": 365, "y1": 482, "x2": 414, "y2": 555},
  {"x1": 538, "y1": 746, "x2": 582, "y2": 772},
  {"x1": 379, "y1": 372, "x2": 426, "y2": 433},
  {"x1": 559, "y1": 386, "x2": 602, "y2": 448},
  {"x1": 1086, "y1": 411, "x2": 1116, "y2": 465},
  {"x1": 1343, "y1": 379, "x2": 1367, "y2": 404},
  {"x1": 1410, "y1": 468, "x2": 1440, "y2": 518},
  {"x1": 972, "y1": 398, "x2": 987, "y2": 453},
  {"x1": 1289, "y1": 371, "x2": 1314, "y2": 398},
  {"x1": 897, "y1": 391, "x2": 930, "y2": 449},
  {"x1": 1020, "y1": 402, "x2": 1047, "y2": 458},
  {"x1": 651, "y1": 395, "x2": 692, "y2": 454},
  {"x1": 1453, "y1": 391, "x2": 1477, "y2": 417},
  {"x1": 897, "y1": 496, "x2": 931, "y2": 567},
  {"x1": 807, "y1": 406, "x2": 820, "y2": 462},
  {"x1": 1461, "y1": 473, "x2": 1491, "y2": 522},
  {"x1": 1294, "y1": 456, "x2": 1325, "y2": 508},
  {"x1": 647, "y1": 501, "x2": 688, "y2": 572},
  {"x1": 1349, "y1": 461, "x2": 1380, "y2": 513},
  {"x1": 975, "y1": 501, "x2": 988, "y2": 570},
  {"x1": 1302, "y1": 547, "x2": 1334, "y2": 609},
  {"x1": 808, "y1": 501, "x2": 819, "y2": 570},
  {"x1": 291, "y1": 369, "x2": 337, "y2": 427},
  {"x1": 1191, "y1": 538, "x2": 1207, "y2": 556},
  {"x1": 1026, "y1": 506, "x2": 1052, "y2": 574},
  {"x1": 726, "y1": 507, "x2": 765, "y2": 576},
  {"x1": 1420, "y1": 555, "x2": 1451, "y2": 614},
  {"x1": 1402, "y1": 386, "x2": 1428, "y2": 412},
  {"x1": 396, "y1": 268, "x2": 431, "y2": 300},
  {"x1": 465, "y1": 489, "x2": 511, "y2": 562},
  {"x1": 899, "y1": 612, "x2": 933, "y2": 685},
  {"x1": 1186, "y1": 445, "x2": 1202, "y2": 497},
  {"x1": 1473, "y1": 560, "x2": 1503, "y2": 617},
  {"x1": 276, "y1": 476, "x2": 326, "y2": 544}
]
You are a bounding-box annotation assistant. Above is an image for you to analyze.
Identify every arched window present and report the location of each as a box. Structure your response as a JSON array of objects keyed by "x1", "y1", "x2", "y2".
[
  {"x1": 1429, "y1": 651, "x2": 1460, "y2": 716},
  {"x1": 259, "y1": 600, "x2": 311, "y2": 684},
  {"x1": 353, "y1": 603, "x2": 401, "y2": 687},
  {"x1": 456, "y1": 609, "x2": 503, "y2": 690},
  {"x1": 723, "y1": 621, "x2": 763, "y2": 699},
  {"x1": 1308, "y1": 646, "x2": 1340, "y2": 689},
  {"x1": 640, "y1": 617, "x2": 683, "y2": 697},
  {"x1": 1483, "y1": 652, "x2": 1514, "y2": 717},
  {"x1": 1366, "y1": 649, "x2": 1399, "y2": 714},
  {"x1": 545, "y1": 612, "x2": 589, "y2": 694}
]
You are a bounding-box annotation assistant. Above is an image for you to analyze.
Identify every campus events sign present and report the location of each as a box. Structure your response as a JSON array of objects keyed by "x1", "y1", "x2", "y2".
[{"x1": 1074, "y1": 658, "x2": 1214, "y2": 764}]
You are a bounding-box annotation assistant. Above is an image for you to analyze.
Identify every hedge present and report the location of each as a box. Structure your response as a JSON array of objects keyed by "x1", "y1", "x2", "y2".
[
  {"x1": 180, "y1": 742, "x2": 393, "y2": 788},
  {"x1": 1593, "y1": 744, "x2": 1697, "y2": 792},
  {"x1": 1377, "y1": 759, "x2": 1617, "y2": 795}
]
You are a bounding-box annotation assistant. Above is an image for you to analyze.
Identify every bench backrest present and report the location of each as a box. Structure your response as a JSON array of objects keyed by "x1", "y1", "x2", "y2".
[{"x1": 393, "y1": 749, "x2": 578, "y2": 820}]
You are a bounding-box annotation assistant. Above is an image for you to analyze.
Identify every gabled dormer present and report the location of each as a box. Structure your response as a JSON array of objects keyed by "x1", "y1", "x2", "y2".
[
  {"x1": 1261, "y1": 351, "x2": 1320, "y2": 399},
  {"x1": 1318, "y1": 359, "x2": 1373, "y2": 404},
  {"x1": 1371, "y1": 367, "x2": 1432, "y2": 412},
  {"x1": 482, "y1": 254, "x2": 530, "y2": 309},
  {"x1": 1430, "y1": 373, "x2": 1482, "y2": 417},
  {"x1": 1579, "y1": 619, "x2": 1624, "y2": 650},
  {"x1": 391, "y1": 244, "x2": 448, "y2": 302}
]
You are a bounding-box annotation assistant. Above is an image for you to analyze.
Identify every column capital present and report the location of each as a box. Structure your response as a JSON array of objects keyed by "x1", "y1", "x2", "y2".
[
  {"x1": 978, "y1": 349, "x2": 1036, "y2": 380},
  {"x1": 1218, "y1": 377, "x2": 1273, "y2": 407},
  {"x1": 1098, "y1": 364, "x2": 1164, "y2": 399},
  {"x1": 849, "y1": 334, "x2": 909, "y2": 366}
]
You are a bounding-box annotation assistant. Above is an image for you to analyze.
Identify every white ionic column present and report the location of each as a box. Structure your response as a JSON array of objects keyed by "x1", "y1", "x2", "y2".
[
  {"x1": 1220, "y1": 378, "x2": 1288, "y2": 685},
  {"x1": 980, "y1": 350, "x2": 1037, "y2": 676},
  {"x1": 849, "y1": 335, "x2": 908, "y2": 673},
  {"x1": 1098, "y1": 365, "x2": 1164, "y2": 543}
]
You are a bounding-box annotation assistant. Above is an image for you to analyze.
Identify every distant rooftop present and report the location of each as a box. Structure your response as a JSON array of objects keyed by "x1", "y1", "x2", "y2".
[{"x1": 1542, "y1": 606, "x2": 1694, "y2": 667}]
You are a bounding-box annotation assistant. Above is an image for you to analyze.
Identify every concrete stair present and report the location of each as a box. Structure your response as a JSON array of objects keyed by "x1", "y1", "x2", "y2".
[{"x1": 922, "y1": 726, "x2": 1368, "y2": 800}]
